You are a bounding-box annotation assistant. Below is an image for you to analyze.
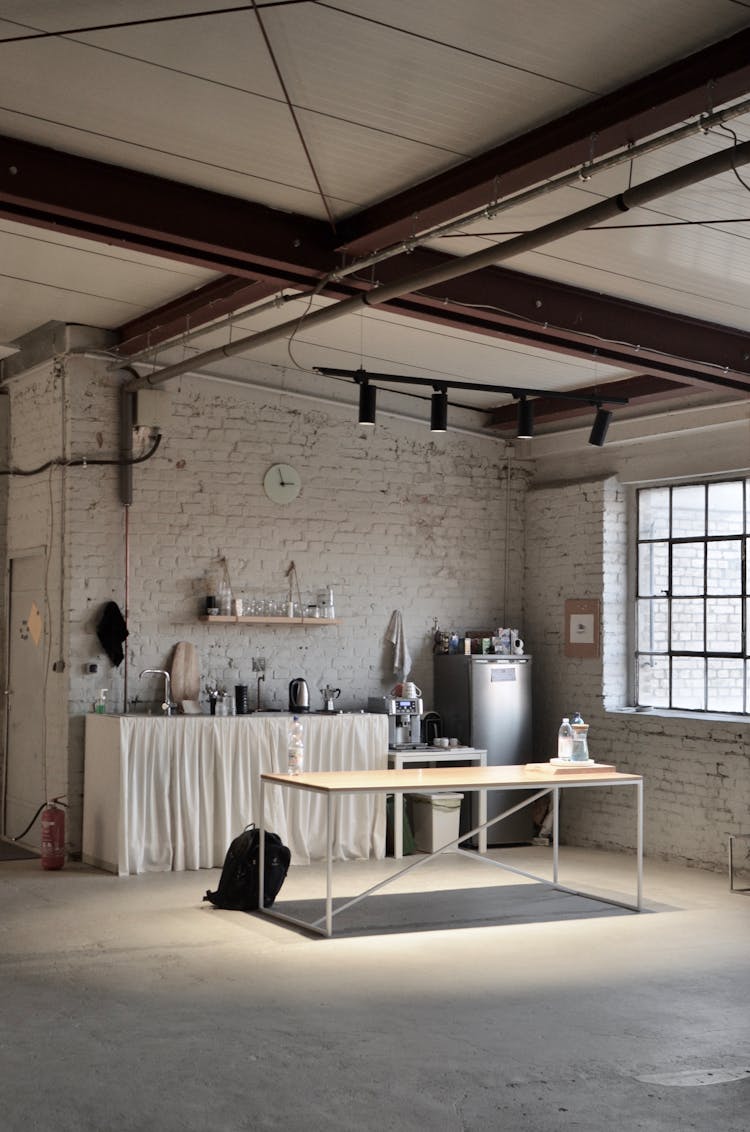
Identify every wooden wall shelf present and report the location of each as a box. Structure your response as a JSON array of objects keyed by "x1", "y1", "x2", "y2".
[{"x1": 201, "y1": 615, "x2": 340, "y2": 626}]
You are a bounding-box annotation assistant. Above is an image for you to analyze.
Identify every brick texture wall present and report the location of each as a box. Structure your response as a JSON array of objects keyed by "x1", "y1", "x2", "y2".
[
  {"x1": 525, "y1": 475, "x2": 750, "y2": 873},
  {"x1": 6, "y1": 355, "x2": 524, "y2": 852}
]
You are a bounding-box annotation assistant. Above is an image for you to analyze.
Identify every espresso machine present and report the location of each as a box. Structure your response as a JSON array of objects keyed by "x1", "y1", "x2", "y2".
[{"x1": 368, "y1": 694, "x2": 425, "y2": 749}]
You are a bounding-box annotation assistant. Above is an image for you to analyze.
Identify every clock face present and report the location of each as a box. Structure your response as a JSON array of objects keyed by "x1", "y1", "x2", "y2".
[{"x1": 263, "y1": 463, "x2": 301, "y2": 504}]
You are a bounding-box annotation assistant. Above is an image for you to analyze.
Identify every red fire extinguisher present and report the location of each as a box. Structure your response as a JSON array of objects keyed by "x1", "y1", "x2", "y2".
[{"x1": 41, "y1": 799, "x2": 66, "y2": 870}]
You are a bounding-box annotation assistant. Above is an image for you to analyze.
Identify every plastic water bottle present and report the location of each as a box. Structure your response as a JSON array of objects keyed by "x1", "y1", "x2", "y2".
[
  {"x1": 287, "y1": 716, "x2": 304, "y2": 775},
  {"x1": 557, "y1": 717, "x2": 574, "y2": 760}
]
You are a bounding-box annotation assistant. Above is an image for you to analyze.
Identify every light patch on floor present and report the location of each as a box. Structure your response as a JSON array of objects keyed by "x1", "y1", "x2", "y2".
[{"x1": 635, "y1": 1066, "x2": 750, "y2": 1087}]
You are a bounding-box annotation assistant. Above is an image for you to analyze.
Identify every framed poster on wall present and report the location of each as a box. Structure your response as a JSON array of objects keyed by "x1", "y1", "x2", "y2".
[{"x1": 564, "y1": 598, "x2": 600, "y2": 658}]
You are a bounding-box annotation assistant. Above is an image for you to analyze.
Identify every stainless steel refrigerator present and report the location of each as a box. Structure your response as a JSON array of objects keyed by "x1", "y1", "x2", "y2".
[{"x1": 434, "y1": 654, "x2": 534, "y2": 845}]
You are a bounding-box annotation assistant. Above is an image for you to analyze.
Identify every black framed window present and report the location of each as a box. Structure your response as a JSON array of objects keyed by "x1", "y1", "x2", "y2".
[{"x1": 635, "y1": 478, "x2": 749, "y2": 714}]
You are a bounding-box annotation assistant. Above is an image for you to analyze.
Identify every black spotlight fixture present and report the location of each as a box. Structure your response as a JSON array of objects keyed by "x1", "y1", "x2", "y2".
[
  {"x1": 516, "y1": 396, "x2": 534, "y2": 439},
  {"x1": 589, "y1": 405, "x2": 612, "y2": 447},
  {"x1": 357, "y1": 379, "x2": 376, "y2": 426},
  {"x1": 430, "y1": 386, "x2": 448, "y2": 432}
]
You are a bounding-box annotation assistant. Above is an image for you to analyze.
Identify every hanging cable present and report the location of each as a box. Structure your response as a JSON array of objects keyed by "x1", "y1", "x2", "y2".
[{"x1": 0, "y1": 432, "x2": 162, "y2": 477}]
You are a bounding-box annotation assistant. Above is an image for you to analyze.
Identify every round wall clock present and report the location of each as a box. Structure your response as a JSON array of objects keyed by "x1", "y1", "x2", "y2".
[{"x1": 263, "y1": 463, "x2": 301, "y2": 504}]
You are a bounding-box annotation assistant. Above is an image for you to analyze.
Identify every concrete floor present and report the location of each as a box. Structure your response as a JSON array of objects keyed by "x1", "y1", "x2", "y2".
[{"x1": 1, "y1": 845, "x2": 748, "y2": 1132}]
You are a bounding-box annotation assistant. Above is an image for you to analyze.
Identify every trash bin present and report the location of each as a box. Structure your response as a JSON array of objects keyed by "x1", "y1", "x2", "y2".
[{"x1": 408, "y1": 793, "x2": 464, "y2": 853}]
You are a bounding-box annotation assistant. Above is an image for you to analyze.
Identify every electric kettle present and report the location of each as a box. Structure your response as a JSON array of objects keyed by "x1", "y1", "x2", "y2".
[{"x1": 288, "y1": 677, "x2": 310, "y2": 712}]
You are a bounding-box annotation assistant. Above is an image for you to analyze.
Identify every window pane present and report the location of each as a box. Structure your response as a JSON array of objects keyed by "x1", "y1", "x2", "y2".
[
  {"x1": 671, "y1": 599, "x2": 704, "y2": 650},
  {"x1": 637, "y1": 598, "x2": 668, "y2": 653},
  {"x1": 639, "y1": 487, "x2": 669, "y2": 539},
  {"x1": 637, "y1": 655, "x2": 669, "y2": 707},
  {"x1": 707, "y1": 658, "x2": 744, "y2": 712},
  {"x1": 638, "y1": 542, "x2": 668, "y2": 596},
  {"x1": 707, "y1": 481, "x2": 744, "y2": 535},
  {"x1": 672, "y1": 656, "x2": 705, "y2": 709},
  {"x1": 707, "y1": 598, "x2": 742, "y2": 652},
  {"x1": 672, "y1": 542, "x2": 703, "y2": 595},
  {"x1": 635, "y1": 477, "x2": 749, "y2": 715},
  {"x1": 672, "y1": 484, "x2": 705, "y2": 537},
  {"x1": 707, "y1": 540, "x2": 742, "y2": 595}
]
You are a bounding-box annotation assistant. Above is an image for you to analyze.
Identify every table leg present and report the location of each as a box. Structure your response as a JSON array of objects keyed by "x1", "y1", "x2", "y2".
[
  {"x1": 636, "y1": 778, "x2": 643, "y2": 910},
  {"x1": 259, "y1": 779, "x2": 266, "y2": 909},
  {"x1": 393, "y1": 755, "x2": 404, "y2": 859},
  {"x1": 478, "y1": 787, "x2": 487, "y2": 854},
  {"x1": 325, "y1": 792, "x2": 333, "y2": 938},
  {"x1": 552, "y1": 787, "x2": 560, "y2": 884}
]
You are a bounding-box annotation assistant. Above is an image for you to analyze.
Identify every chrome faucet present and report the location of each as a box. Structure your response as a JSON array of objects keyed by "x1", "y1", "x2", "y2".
[{"x1": 139, "y1": 668, "x2": 176, "y2": 715}]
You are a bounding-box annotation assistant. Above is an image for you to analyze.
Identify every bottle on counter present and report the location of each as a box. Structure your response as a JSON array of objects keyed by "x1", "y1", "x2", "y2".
[
  {"x1": 287, "y1": 716, "x2": 304, "y2": 775},
  {"x1": 557, "y1": 717, "x2": 574, "y2": 760}
]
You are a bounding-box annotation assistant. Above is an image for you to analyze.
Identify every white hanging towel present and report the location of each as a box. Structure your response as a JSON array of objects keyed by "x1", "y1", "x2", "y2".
[{"x1": 385, "y1": 609, "x2": 412, "y2": 681}]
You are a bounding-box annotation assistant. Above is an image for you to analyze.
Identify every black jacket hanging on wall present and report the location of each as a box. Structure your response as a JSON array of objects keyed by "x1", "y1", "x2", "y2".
[{"x1": 96, "y1": 601, "x2": 129, "y2": 666}]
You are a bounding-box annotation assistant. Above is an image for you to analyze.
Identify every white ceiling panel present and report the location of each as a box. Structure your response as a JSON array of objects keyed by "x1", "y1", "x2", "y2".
[
  {"x1": 0, "y1": 219, "x2": 215, "y2": 339},
  {"x1": 330, "y1": 0, "x2": 750, "y2": 93},
  {"x1": 259, "y1": 3, "x2": 588, "y2": 158}
]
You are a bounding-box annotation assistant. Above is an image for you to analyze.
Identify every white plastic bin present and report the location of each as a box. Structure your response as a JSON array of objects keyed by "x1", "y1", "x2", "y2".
[{"x1": 409, "y1": 792, "x2": 464, "y2": 853}]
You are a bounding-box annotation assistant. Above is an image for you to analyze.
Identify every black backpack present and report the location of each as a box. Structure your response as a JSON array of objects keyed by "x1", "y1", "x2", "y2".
[{"x1": 203, "y1": 824, "x2": 291, "y2": 912}]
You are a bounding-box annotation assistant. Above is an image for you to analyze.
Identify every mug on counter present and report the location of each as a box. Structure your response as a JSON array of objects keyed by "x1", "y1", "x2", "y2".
[{"x1": 401, "y1": 681, "x2": 422, "y2": 699}]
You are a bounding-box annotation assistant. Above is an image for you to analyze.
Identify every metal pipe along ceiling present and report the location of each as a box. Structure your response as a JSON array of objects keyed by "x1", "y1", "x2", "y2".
[{"x1": 128, "y1": 139, "x2": 750, "y2": 392}]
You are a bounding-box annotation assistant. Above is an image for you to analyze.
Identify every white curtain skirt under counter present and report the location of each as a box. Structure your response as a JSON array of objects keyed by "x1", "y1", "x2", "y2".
[{"x1": 84, "y1": 713, "x2": 388, "y2": 875}]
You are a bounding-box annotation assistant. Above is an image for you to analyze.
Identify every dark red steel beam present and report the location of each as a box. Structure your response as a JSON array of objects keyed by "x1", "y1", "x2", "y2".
[
  {"x1": 336, "y1": 27, "x2": 750, "y2": 255},
  {"x1": 117, "y1": 277, "x2": 282, "y2": 356},
  {"x1": 0, "y1": 134, "x2": 333, "y2": 282},
  {"x1": 487, "y1": 375, "x2": 689, "y2": 430},
  {"x1": 351, "y1": 247, "x2": 750, "y2": 385},
  {"x1": 113, "y1": 243, "x2": 750, "y2": 388}
]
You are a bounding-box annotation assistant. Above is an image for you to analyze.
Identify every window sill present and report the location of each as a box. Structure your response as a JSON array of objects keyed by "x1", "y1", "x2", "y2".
[{"x1": 611, "y1": 706, "x2": 749, "y2": 726}]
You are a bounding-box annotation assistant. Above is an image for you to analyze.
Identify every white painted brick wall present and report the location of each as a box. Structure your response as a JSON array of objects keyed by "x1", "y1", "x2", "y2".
[
  {"x1": 3, "y1": 359, "x2": 71, "y2": 841},
  {"x1": 525, "y1": 475, "x2": 750, "y2": 874},
  {"x1": 7, "y1": 356, "x2": 526, "y2": 853},
  {"x1": 7, "y1": 349, "x2": 746, "y2": 876}
]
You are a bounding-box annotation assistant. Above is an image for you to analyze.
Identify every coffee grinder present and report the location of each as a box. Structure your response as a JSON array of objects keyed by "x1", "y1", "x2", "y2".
[{"x1": 368, "y1": 694, "x2": 425, "y2": 749}]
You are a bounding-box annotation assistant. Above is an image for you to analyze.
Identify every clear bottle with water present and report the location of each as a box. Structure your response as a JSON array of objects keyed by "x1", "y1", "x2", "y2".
[
  {"x1": 557, "y1": 717, "x2": 574, "y2": 760},
  {"x1": 287, "y1": 715, "x2": 304, "y2": 775}
]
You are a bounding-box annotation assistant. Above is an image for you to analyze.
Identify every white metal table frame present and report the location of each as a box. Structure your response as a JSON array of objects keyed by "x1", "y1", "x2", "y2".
[
  {"x1": 258, "y1": 766, "x2": 644, "y2": 938},
  {"x1": 387, "y1": 747, "x2": 488, "y2": 857}
]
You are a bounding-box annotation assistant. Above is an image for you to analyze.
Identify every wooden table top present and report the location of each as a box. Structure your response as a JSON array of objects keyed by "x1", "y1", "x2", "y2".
[{"x1": 261, "y1": 764, "x2": 642, "y2": 794}]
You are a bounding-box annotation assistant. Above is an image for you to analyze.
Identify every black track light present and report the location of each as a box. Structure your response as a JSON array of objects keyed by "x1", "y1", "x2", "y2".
[
  {"x1": 358, "y1": 380, "x2": 376, "y2": 426},
  {"x1": 516, "y1": 397, "x2": 534, "y2": 439},
  {"x1": 589, "y1": 406, "x2": 612, "y2": 447},
  {"x1": 430, "y1": 388, "x2": 448, "y2": 432}
]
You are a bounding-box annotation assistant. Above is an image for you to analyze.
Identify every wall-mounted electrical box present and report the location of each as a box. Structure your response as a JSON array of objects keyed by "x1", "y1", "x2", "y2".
[{"x1": 133, "y1": 389, "x2": 170, "y2": 430}]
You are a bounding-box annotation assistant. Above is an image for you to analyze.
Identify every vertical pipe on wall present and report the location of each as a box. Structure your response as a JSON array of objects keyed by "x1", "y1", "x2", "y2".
[
  {"x1": 119, "y1": 385, "x2": 134, "y2": 712},
  {"x1": 119, "y1": 386, "x2": 134, "y2": 508},
  {"x1": 502, "y1": 449, "x2": 513, "y2": 626}
]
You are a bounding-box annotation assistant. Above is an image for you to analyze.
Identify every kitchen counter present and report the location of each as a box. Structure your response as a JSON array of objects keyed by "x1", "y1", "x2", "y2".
[{"x1": 82, "y1": 713, "x2": 389, "y2": 875}]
